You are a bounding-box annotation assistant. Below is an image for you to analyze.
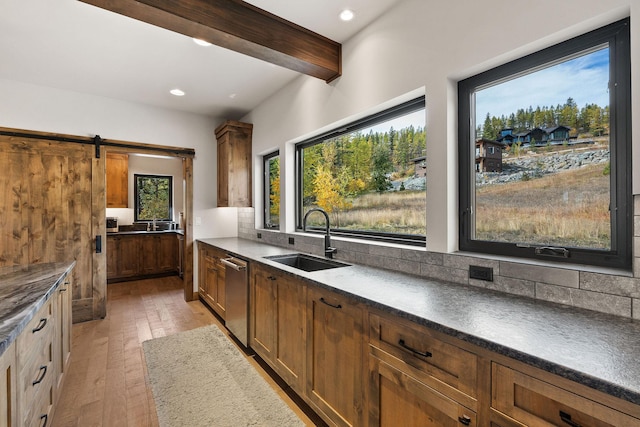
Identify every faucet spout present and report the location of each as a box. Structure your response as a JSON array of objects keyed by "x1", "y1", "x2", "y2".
[{"x1": 303, "y1": 208, "x2": 336, "y2": 259}]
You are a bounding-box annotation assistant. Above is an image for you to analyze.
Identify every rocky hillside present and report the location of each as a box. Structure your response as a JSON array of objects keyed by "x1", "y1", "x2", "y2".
[{"x1": 476, "y1": 148, "x2": 609, "y2": 187}]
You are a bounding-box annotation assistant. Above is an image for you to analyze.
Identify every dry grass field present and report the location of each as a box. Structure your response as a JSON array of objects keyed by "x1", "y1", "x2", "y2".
[{"x1": 475, "y1": 163, "x2": 610, "y2": 248}]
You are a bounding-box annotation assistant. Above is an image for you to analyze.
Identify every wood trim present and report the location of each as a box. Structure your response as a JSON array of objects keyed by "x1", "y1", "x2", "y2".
[
  {"x1": 183, "y1": 157, "x2": 195, "y2": 301},
  {"x1": 0, "y1": 127, "x2": 195, "y2": 158},
  {"x1": 78, "y1": 0, "x2": 342, "y2": 82},
  {"x1": 92, "y1": 155, "x2": 107, "y2": 319}
]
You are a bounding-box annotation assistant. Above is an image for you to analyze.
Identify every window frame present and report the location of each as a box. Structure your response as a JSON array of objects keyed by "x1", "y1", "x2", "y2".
[
  {"x1": 133, "y1": 174, "x2": 173, "y2": 222},
  {"x1": 295, "y1": 96, "x2": 426, "y2": 246},
  {"x1": 263, "y1": 150, "x2": 280, "y2": 230},
  {"x1": 458, "y1": 18, "x2": 631, "y2": 269}
]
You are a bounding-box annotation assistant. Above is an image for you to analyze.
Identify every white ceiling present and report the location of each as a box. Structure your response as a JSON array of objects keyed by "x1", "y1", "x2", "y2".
[{"x1": 0, "y1": 0, "x2": 402, "y2": 119}]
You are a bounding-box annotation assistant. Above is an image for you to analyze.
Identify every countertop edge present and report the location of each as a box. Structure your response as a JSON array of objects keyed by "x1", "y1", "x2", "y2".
[{"x1": 0, "y1": 261, "x2": 76, "y2": 358}]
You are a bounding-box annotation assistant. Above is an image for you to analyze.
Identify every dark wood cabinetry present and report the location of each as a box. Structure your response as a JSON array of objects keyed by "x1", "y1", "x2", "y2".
[
  {"x1": 107, "y1": 233, "x2": 178, "y2": 282},
  {"x1": 215, "y1": 120, "x2": 253, "y2": 207},
  {"x1": 106, "y1": 153, "x2": 128, "y2": 208}
]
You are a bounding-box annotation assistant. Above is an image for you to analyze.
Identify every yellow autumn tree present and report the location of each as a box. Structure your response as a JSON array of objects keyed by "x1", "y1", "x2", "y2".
[{"x1": 313, "y1": 165, "x2": 351, "y2": 227}]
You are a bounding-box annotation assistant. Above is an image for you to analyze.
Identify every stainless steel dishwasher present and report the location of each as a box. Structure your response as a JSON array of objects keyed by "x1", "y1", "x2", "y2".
[{"x1": 220, "y1": 255, "x2": 249, "y2": 346}]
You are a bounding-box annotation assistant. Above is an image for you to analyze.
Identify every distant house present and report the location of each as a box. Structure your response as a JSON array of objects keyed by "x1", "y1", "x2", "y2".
[
  {"x1": 476, "y1": 139, "x2": 505, "y2": 172},
  {"x1": 411, "y1": 155, "x2": 427, "y2": 177},
  {"x1": 497, "y1": 125, "x2": 572, "y2": 147}
]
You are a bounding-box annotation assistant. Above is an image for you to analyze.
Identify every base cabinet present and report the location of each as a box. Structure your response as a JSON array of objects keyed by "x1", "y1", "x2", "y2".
[
  {"x1": 198, "y1": 243, "x2": 226, "y2": 319},
  {"x1": 108, "y1": 233, "x2": 178, "y2": 281},
  {"x1": 306, "y1": 286, "x2": 365, "y2": 427},
  {"x1": 250, "y1": 265, "x2": 306, "y2": 393}
]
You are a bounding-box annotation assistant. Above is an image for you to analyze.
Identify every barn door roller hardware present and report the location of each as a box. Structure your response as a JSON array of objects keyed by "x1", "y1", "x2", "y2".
[{"x1": 93, "y1": 134, "x2": 102, "y2": 158}]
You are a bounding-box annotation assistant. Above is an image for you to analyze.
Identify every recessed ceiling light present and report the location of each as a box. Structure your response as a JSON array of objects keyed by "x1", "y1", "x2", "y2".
[
  {"x1": 339, "y1": 9, "x2": 354, "y2": 21},
  {"x1": 193, "y1": 38, "x2": 212, "y2": 47},
  {"x1": 170, "y1": 89, "x2": 185, "y2": 96},
  {"x1": 229, "y1": 93, "x2": 237, "y2": 99}
]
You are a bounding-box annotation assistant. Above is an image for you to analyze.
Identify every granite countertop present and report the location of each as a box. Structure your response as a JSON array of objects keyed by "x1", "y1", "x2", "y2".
[
  {"x1": 198, "y1": 237, "x2": 640, "y2": 406},
  {"x1": 0, "y1": 262, "x2": 75, "y2": 357}
]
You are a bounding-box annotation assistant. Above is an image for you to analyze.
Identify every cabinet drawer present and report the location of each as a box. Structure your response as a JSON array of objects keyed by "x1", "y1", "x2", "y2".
[
  {"x1": 23, "y1": 373, "x2": 54, "y2": 427},
  {"x1": 369, "y1": 313, "x2": 477, "y2": 403},
  {"x1": 492, "y1": 362, "x2": 640, "y2": 427},
  {"x1": 17, "y1": 300, "x2": 53, "y2": 374},
  {"x1": 370, "y1": 354, "x2": 477, "y2": 427}
]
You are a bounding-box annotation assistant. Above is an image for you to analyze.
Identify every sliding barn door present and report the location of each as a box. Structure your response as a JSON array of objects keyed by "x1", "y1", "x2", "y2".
[{"x1": 0, "y1": 134, "x2": 106, "y2": 322}]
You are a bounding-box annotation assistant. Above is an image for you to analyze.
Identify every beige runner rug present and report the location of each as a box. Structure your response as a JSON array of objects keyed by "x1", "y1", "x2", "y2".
[{"x1": 143, "y1": 325, "x2": 306, "y2": 427}]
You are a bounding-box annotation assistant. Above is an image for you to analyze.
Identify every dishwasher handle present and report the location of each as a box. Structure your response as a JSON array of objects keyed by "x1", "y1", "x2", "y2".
[{"x1": 221, "y1": 257, "x2": 247, "y2": 271}]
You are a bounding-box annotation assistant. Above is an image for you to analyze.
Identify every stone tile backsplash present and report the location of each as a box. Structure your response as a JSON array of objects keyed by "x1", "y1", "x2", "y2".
[{"x1": 237, "y1": 200, "x2": 640, "y2": 318}]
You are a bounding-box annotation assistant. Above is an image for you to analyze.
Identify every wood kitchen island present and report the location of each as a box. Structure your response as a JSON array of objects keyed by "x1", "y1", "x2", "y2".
[{"x1": 0, "y1": 262, "x2": 74, "y2": 427}]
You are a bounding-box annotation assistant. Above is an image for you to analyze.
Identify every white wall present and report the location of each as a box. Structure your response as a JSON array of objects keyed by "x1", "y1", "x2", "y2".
[
  {"x1": 0, "y1": 77, "x2": 237, "y2": 241},
  {"x1": 243, "y1": 0, "x2": 639, "y2": 255}
]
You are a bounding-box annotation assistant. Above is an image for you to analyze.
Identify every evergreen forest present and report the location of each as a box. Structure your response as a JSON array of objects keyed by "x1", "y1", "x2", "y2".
[{"x1": 477, "y1": 98, "x2": 609, "y2": 141}]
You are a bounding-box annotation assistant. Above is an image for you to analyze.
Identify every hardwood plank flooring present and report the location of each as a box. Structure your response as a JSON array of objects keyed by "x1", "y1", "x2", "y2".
[{"x1": 52, "y1": 275, "x2": 321, "y2": 426}]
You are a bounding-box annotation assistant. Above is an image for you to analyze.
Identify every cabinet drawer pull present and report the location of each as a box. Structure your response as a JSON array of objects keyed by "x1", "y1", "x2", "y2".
[
  {"x1": 33, "y1": 365, "x2": 47, "y2": 385},
  {"x1": 559, "y1": 411, "x2": 582, "y2": 427},
  {"x1": 32, "y1": 318, "x2": 47, "y2": 333},
  {"x1": 319, "y1": 297, "x2": 342, "y2": 309},
  {"x1": 40, "y1": 413, "x2": 48, "y2": 427},
  {"x1": 458, "y1": 415, "x2": 471, "y2": 425},
  {"x1": 398, "y1": 339, "x2": 432, "y2": 358},
  {"x1": 267, "y1": 276, "x2": 277, "y2": 281}
]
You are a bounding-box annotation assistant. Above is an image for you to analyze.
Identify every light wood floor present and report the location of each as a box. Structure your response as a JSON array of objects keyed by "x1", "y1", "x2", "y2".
[{"x1": 52, "y1": 275, "x2": 321, "y2": 426}]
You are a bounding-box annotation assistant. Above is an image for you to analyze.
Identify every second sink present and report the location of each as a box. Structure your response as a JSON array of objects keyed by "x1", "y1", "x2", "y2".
[{"x1": 264, "y1": 253, "x2": 350, "y2": 272}]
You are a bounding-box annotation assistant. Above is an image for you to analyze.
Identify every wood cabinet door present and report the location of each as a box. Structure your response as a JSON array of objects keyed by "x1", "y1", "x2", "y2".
[
  {"x1": 140, "y1": 235, "x2": 157, "y2": 275},
  {"x1": 118, "y1": 236, "x2": 139, "y2": 277},
  {"x1": 275, "y1": 273, "x2": 306, "y2": 393},
  {"x1": 0, "y1": 341, "x2": 16, "y2": 427},
  {"x1": 53, "y1": 273, "x2": 73, "y2": 406},
  {"x1": 106, "y1": 236, "x2": 119, "y2": 279},
  {"x1": 368, "y1": 355, "x2": 477, "y2": 427},
  {"x1": 215, "y1": 120, "x2": 252, "y2": 207},
  {"x1": 157, "y1": 234, "x2": 177, "y2": 272},
  {"x1": 201, "y1": 257, "x2": 215, "y2": 309},
  {"x1": 214, "y1": 259, "x2": 225, "y2": 317},
  {"x1": 306, "y1": 286, "x2": 365, "y2": 427},
  {"x1": 106, "y1": 153, "x2": 128, "y2": 208},
  {"x1": 251, "y1": 266, "x2": 277, "y2": 360},
  {"x1": 216, "y1": 138, "x2": 229, "y2": 207}
]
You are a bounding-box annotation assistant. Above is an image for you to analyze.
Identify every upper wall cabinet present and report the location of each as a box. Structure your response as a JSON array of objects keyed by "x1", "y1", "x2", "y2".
[
  {"x1": 106, "y1": 153, "x2": 128, "y2": 208},
  {"x1": 215, "y1": 120, "x2": 253, "y2": 207}
]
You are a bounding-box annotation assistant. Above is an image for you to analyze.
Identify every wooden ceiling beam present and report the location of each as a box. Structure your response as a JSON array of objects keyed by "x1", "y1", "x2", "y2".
[{"x1": 78, "y1": 0, "x2": 342, "y2": 82}]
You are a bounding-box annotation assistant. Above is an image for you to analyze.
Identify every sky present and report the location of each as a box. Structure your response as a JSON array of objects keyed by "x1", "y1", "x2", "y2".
[{"x1": 475, "y1": 47, "x2": 610, "y2": 125}]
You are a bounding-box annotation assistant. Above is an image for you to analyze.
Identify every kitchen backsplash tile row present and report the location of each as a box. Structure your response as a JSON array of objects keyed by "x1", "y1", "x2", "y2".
[{"x1": 237, "y1": 201, "x2": 640, "y2": 318}]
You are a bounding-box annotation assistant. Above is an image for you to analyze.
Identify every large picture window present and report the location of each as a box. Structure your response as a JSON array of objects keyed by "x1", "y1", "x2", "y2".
[
  {"x1": 264, "y1": 151, "x2": 280, "y2": 229},
  {"x1": 296, "y1": 97, "x2": 426, "y2": 245},
  {"x1": 458, "y1": 18, "x2": 631, "y2": 268},
  {"x1": 134, "y1": 174, "x2": 173, "y2": 222}
]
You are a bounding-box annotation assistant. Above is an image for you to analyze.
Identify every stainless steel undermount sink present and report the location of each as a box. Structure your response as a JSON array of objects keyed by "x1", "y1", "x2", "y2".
[{"x1": 264, "y1": 253, "x2": 350, "y2": 272}]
